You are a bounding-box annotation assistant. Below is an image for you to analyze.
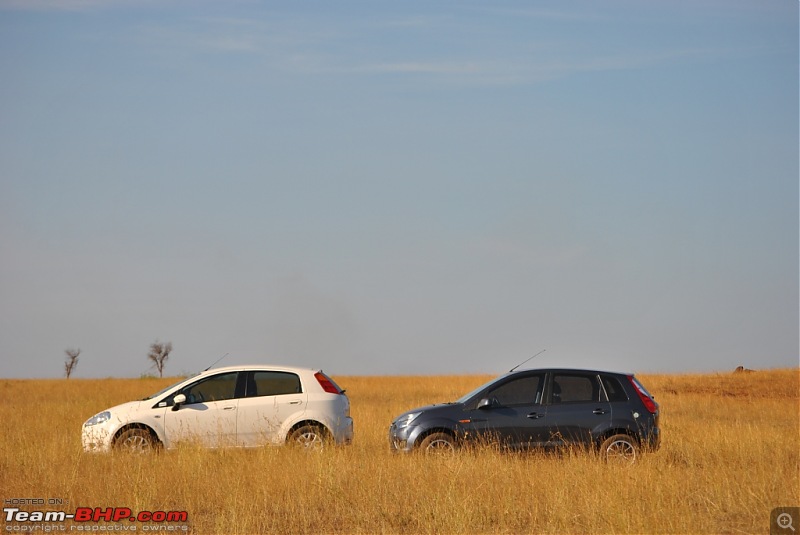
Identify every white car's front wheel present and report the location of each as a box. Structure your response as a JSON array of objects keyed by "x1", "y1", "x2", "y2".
[{"x1": 115, "y1": 428, "x2": 157, "y2": 453}]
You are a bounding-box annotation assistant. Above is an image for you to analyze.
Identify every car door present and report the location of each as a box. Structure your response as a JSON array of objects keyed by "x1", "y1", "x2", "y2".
[
  {"x1": 600, "y1": 373, "x2": 640, "y2": 432},
  {"x1": 163, "y1": 371, "x2": 240, "y2": 448},
  {"x1": 236, "y1": 370, "x2": 306, "y2": 446},
  {"x1": 467, "y1": 372, "x2": 546, "y2": 449},
  {"x1": 540, "y1": 372, "x2": 611, "y2": 446}
]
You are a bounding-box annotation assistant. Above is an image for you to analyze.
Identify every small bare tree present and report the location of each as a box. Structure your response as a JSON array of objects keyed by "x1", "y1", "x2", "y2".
[
  {"x1": 64, "y1": 348, "x2": 80, "y2": 379},
  {"x1": 148, "y1": 341, "x2": 172, "y2": 378}
]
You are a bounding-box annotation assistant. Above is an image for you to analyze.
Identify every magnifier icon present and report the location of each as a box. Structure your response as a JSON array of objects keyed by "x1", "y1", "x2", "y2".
[{"x1": 778, "y1": 513, "x2": 796, "y2": 532}]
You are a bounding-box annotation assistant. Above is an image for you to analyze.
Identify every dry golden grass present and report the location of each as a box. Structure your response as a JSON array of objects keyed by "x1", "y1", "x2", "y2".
[{"x1": 0, "y1": 369, "x2": 798, "y2": 534}]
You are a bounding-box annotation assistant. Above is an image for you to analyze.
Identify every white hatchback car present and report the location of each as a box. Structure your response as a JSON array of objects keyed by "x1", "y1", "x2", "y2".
[{"x1": 82, "y1": 365, "x2": 353, "y2": 452}]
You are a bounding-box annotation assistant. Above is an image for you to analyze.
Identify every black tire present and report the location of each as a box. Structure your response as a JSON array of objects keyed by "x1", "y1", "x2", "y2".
[
  {"x1": 288, "y1": 424, "x2": 327, "y2": 450},
  {"x1": 600, "y1": 434, "x2": 638, "y2": 464},
  {"x1": 418, "y1": 432, "x2": 456, "y2": 454},
  {"x1": 114, "y1": 428, "x2": 157, "y2": 453}
]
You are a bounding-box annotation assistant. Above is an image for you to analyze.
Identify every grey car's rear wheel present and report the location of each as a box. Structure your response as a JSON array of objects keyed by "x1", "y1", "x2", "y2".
[
  {"x1": 600, "y1": 434, "x2": 638, "y2": 464},
  {"x1": 288, "y1": 424, "x2": 326, "y2": 450},
  {"x1": 419, "y1": 432, "x2": 456, "y2": 454},
  {"x1": 115, "y1": 428, "x2": 156, "y2": 453}
]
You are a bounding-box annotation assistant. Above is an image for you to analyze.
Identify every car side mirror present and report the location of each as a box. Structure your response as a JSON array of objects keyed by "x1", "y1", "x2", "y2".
[
  {"x1": 477, "y1": 398, "x2": 495, "y2": 410},
  {"x1": 172, "y1": 393, "x2": 186, "y2": 411}
]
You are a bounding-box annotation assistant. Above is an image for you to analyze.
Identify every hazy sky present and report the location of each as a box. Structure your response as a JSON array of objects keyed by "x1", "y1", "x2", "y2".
[{"x1": 1, "y1": 1, "x2": 797, "y2": 379}]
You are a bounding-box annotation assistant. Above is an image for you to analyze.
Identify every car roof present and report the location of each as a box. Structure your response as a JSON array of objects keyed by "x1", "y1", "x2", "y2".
[
  {"x1": 508, "y1": 367, "x2": 631, "y2": 376},
  {"x1": 199, "y1": 364, "x2": 321, "y2": 375}
]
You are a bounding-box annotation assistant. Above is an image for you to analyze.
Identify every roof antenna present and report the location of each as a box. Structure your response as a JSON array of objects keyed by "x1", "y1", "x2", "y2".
[
  {"x1": 204, "y1": 352, "x2": 229, "y2": 371},
  {"x1": 509, "y1": 349, "x2": 546, "y2": 373}
]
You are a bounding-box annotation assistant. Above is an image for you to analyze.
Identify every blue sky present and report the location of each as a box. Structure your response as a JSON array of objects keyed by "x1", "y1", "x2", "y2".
[{"x1": 0, "y1": 1, "x2": 797, "y2": 378}]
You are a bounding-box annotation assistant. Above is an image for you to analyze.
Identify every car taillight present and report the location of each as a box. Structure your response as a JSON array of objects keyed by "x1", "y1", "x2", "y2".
[
  {"x1": 315, "y1": 372, "x2": 343, "y2": 394},
  {"x1": 628, "y1": 375, "x2": 658, "y2": 414}
]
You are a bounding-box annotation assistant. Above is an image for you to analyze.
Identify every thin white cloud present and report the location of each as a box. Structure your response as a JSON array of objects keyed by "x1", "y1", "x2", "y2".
[
  {"x1": 206, "y1": 36, "x2": 259, "y2": 53},
  {"x1": 357, "y1": 61, "x2": 481, "y2": 75},
  {"x1": 93, "y1": 8, "x2": 773, "y2": 89},
  {"x1": 0, "y1": 0, "x2": 250, "y2": 11},
  {"x1": 344, "y1": 45, "x2": 743, "y2": 87},
  {"x1": 0, "y1": 0, "x2": 147, "y2": 11},
  {"x1": 471, "y1": 6, "x2": 610, "y2": 23},
  {"x1": 135, "y1": 15, "x2": 339, "y2": 59}
]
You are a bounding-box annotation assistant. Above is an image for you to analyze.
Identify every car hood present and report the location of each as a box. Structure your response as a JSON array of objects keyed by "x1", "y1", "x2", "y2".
[
  {"x1": 104, "y1": 400, "x2": 147, "y2": 421},
  {"x1": 394, "y1": 403, "x2": 458, "y2": 421}
]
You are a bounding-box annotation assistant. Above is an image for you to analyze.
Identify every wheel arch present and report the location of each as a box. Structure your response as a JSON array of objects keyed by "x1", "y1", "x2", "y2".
[
  {"x1": 412, "y1": 427, "x2": 458, "y2": 450},
  {"x1": 112, "y1": 423, "x2": 162, "y2": 448},
  {"x1": 285, "y1": 419, "x2": 332, "y2": 442},
  {"x1": 595, "y1": 427, "x2": 639, "y2": 448}
]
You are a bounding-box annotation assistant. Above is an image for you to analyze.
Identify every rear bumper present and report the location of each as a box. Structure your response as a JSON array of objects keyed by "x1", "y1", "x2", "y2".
[
  {"x1": 644, "y1": 427, "x2": 661, "y2": 450},
  {"x1": 334, "y1": 417, "x2": 354, "y2": 445}
]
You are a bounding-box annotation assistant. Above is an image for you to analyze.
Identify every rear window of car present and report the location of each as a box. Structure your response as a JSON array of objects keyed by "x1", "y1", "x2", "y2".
[
  {"x1": 601, "y1": 375, "x2": 629, "y2": 402},
  {"x1": 246, "y1": 371, "x2": 302, "y2": 397},
  {"x1": 551, "y1": 374, "x2": 600, "y2": 403}
]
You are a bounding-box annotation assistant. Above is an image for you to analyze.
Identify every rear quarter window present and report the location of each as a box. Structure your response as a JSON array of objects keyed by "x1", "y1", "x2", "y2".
[
  {"x1": 601, "y1": 375, "x2": 629, "y2": 402},
  {"x1": 246, "y1": 371, "x2": 302, "y2": 397}
]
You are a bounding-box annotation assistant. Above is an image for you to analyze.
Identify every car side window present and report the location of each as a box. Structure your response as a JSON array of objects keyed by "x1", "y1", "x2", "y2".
[
  {"x1": 487, "y1": 375, "x2": 543, "y2": 406},
  {"x1": 245, "y1": 371, "x2": 302, "y2": 397},
  {"x1": 180, "y1": 372, "x2": 238, "y2": 404},
  {"x1": 550, "y1": 374, "x2": 601, "y2": 403},
  {"x1": 600, "y1": 375, "x2": 629, "y2": 402}
]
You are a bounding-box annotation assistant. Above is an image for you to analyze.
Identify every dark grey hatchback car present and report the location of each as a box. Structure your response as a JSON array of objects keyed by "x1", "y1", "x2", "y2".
[{"x1": 389, "y1": 368, "x2": 660, "y2": 462}]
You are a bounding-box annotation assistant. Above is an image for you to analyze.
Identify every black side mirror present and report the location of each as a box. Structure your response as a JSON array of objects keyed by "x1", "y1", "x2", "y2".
[{"x1": 477, "y1": 398, "x2": 495, "y2": 410}]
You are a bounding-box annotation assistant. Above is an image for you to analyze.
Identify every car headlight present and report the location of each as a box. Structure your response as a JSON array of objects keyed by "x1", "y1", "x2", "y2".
[
  {"x1": 394, "y1": 412, "x2": 421, "y2": 429},
  {"x1": 84, "y1": 411, "x2": 111, "y2": 427}
]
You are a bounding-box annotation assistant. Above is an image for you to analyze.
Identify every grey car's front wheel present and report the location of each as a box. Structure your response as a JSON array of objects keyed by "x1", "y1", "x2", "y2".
[
  {"x1": 600, "y1": 434, "x2": 638, "y2": 464},
  {"x1": 419, "y1": 432, "x2": 456, "y2": 454},
  {"x1": 114, "y1": 428, "x2": 157, "y2": 453}
]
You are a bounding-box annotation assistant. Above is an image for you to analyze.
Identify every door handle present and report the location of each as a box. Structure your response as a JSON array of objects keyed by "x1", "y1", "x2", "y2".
[
  {"x1": 527, "y1": 412, "x2": 543, "y2": 419},
  {"x1": 288, "y1": 400, "x2": 302, "y2": 405},
  {"x1": 222, "y1": 406, "x2": 236, "y2": 411},
  {"x1": 592, "y1": 408, "x2": 607, "y2": 415}
]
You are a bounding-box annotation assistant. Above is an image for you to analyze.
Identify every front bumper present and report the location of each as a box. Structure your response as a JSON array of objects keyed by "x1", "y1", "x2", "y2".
[
  {"x1": 81, "y1": 424, "x2": 114, "y2": 453},
  {"x1": 388, "y1": 422, "x2": 416, "y2": 452}
]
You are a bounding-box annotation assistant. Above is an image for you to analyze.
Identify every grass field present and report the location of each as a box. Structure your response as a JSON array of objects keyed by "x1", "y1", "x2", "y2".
[{"x1": 1, "y1": 369, "x2": 798, "y2": 534}]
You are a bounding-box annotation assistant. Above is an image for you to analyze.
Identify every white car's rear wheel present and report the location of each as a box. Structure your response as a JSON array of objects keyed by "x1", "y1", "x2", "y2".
[{"x1": 288, "y1": 424, "x2": 326, "y2": 450}]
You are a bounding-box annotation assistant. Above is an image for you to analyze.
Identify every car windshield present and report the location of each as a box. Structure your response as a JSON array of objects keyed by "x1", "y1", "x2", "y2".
[
  {"x1": 142, "y1": 375, "x2": 195, "y2": 400},
  {"x1": 454, "y1": 375, "x2": 506, "y2": 404}
]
